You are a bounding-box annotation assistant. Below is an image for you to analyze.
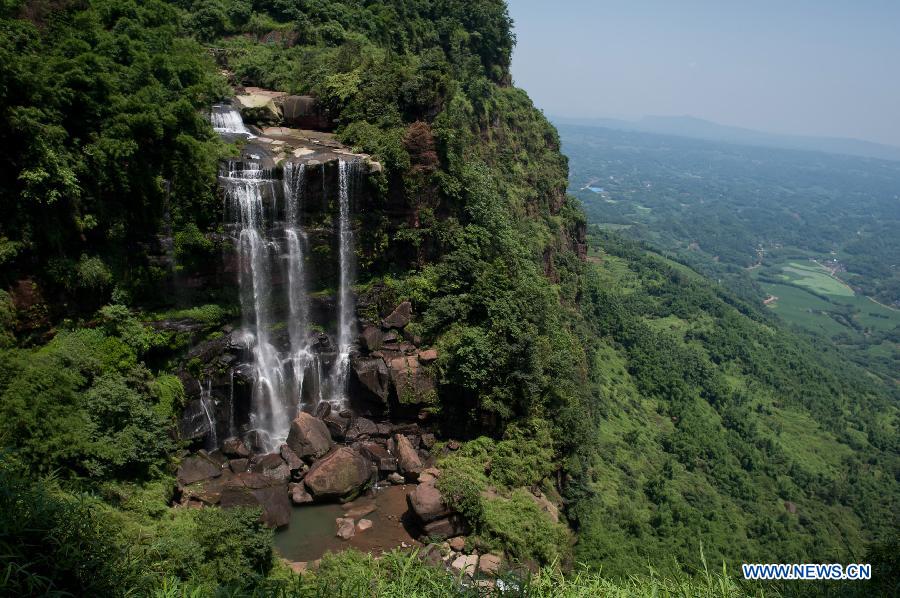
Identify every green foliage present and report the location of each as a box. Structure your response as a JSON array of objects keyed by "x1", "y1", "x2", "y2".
[
  {"x1": 0, "y1": 0, "x2": 229, "y2": 303},
  {"x1": 437, "y1": 427, "x2": 570, "y2": 566},
  {"x1": 0, "y1": 323, "x2": 174, "y2": 479},
  {"x1": 0, "y1": 289, "x2": 14, "y2": 348},
  {"x1": 570, "y1": 232, "x2": 898, "y2": 576},
  {"x1": 0, "y1": 457, "x2": 145, "y2": 596}
]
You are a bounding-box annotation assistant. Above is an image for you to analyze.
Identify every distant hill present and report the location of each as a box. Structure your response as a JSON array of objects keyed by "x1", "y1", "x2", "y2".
[{"x1": 552, "y1": 114, "x2": 900, "y2": 162}]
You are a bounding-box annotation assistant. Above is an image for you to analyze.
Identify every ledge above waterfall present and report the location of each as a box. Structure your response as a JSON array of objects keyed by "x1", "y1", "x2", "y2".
[{"x1": 248, "y1": 126, "x2": 382, "y2": 173}]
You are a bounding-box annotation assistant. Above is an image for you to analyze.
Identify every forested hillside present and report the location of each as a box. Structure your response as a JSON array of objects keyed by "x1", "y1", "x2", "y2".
[{"x1": 0, "y1": 1, "x2": 896, "y2": 596}]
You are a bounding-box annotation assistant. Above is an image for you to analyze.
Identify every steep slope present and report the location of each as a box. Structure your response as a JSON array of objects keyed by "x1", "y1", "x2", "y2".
[{"x1": 574, "y1": 232, "x2": 898, "y2": 575}]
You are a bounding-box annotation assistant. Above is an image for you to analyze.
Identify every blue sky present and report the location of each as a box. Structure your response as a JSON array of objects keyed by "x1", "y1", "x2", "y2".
[{"x1": 507, "y1": 0, "x2": 900, "y2": 146}]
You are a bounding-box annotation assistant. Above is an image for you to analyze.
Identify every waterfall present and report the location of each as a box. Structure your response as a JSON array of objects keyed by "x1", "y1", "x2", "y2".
[
  {"x1": 210, "y1": 105, "x2": 255, "y2": 137},
  {"x1": 223, "y1": 160, "x2": 290, "y2": 452},
  {"x1": 283, "y1": 162, "x2": 312, "y2": 411},
  {"x1": 198, "y1": 380, "x2": 217, "y2": 448},
  {"x1": 212, "y1": 106, "x2": 360, "y2": 451},
  {"x1": 330, "y1": 159, "x2": 357, "y2": 407}
]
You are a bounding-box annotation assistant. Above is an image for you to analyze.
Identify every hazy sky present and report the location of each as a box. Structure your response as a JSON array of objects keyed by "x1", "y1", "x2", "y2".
[{"x1": 507, "y1": 0, "x2": 900, "y2": 146}]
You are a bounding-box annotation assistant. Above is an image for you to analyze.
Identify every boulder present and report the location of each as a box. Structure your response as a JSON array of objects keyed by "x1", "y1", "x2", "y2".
[
  {"x1": 229, "y1": 458, "x2": 250, "y2": 473},
  {"x1": 359, "y1": 326, "x2": 384, "y2": 352},
  {"x1": 336, "y1": 517, "x2": 355, "y2": 540},
  {"x1": 450, "y1": 554, "x2": 478, "y2": 576},
  {"x1": 388, "y1": 472, "x2": 405, "y2": 485},
  {"x1": 449, "y1": 536, "x2": 466, "y2": 552},
  {"x1": 303, "y1": 447, "x2": 371, "y2": 500},
  {"x1": 235, "y1": 89, "x2": 283, "y2": 125},
  {"x1": 423, "y1": 515, "x2": 468, "y2": 540},
  {"x1": 346, "y1": 417, "x2": 378, "y2": 441},
  {"x1": 286, "y1": 413, "x2": 334, "y2": 459},
  {"x1": 351, "y1": 356, "x2": 390, "y2": 402},
  {"x1": 289, "y1": 482, "x2": 314, "y2": 505},
  {"x1": 387, "y1": 356, "x2": 436, "y2": 405},
  {"x1": 280, "y1": 444, "x2": 305, "y2": 472},
  {"x1": 219, "y1": 472, "x2": 291, "y2": 527},
  {"x1": 358, "y1": 442, "x2": 398, "y2": 472},
  {"x1": 357, "y1": 518, "x2": 373, "y2": 532},
  {"x1": 382, "y1": 301, "x2": 412, "y2": 329},
  {"x1": 421, "y1": 433, "x2": 436, "y2": 449},
  {"x1": 407, "y1": 480, "x2": 451, "y2": 523},
  {"x1": 222, "y1": 437, "x2": 250, "y2": 459},
  {"x1": 322, "y1": 413, "x2": 350, "y2": 441},
  {"x1": 479, "y1": 553, "x2": 502, "y2": 575},
  {"x1": 394, "y1": 434, "x2": 423, "y2": 478},
  {"x1": 251, "y1": 453, "x2": 291, "y2": 483},
  {"x1": 417, "y1": 348, "x2": 438, "y2": 364},
  {"x1": 177, "y1": 454, "x2": 223, "y2": 486}
]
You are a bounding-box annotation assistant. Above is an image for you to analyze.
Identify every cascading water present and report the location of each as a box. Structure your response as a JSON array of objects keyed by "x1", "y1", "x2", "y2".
[
  {"x1": 213, "y1": 106, "x2": 360, "y2": 452},
  {"x1": 282, "y1": 162, "x2": 314, "y2": 409},
  {"x1": 210, "y1": 105, "x2": 255, "y2": 137},
  {"x1": 223, "y1": 160, "x2": 291, "y2": 451},
  {"x1": 329, "y1": 159, "x2": 357, "y2": 407},
  {"x1": 197, "y1": 380, "x2": 217, "y2": 448}
]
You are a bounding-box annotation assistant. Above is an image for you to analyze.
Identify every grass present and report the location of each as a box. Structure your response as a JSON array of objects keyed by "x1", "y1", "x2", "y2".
[
  {"x1": 778, "y1": 262, "x2": 854, "y2": 298},
  {"x1": 149, "y1": 549, "x2": 772, "y2": 597},
  {"x1": 758, "y1": 283, "x2": 847, "y2": 337}
]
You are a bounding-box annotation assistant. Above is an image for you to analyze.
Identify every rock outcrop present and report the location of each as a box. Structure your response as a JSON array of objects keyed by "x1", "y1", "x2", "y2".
[
  {"x1": 303, "y1": 446, "x2": 371, "y2": 500},
  {"x1": 286, "y1": 413, "x2": 334, "y2": 459}
]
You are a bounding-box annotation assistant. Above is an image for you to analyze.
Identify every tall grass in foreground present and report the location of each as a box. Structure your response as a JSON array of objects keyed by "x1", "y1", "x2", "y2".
[{"x1": 150, "y1": 548, "x2": 769, "y2": 598}]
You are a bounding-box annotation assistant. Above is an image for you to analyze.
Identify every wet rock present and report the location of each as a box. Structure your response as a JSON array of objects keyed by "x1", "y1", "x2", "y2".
[
  {"x1": 351, "y1": 356, "x2": 390, "y2": 402},
  {"x1": 407, "y1": 480, "x2": 451, "y2": 523},
  {"x1": 322, "y1": 413, "x2": 350, "y2": 441},
  {"x1": 251, "y1": 453, "x2": 291, "y2": 483},
  {"x1": 177, "y1": 454, "x2": 223, "y2": 486},
  {"x1": 206, "y1": 450, "x2": 228, "y2": 466},
  {"x1": 229, "y1": 458, "x2": 250, "y2": 473},
  {"x1": 280, "y1": 444, "x2": 305, "y2": 472},
  {"x1": 388, "y1": 472, "x2": 405, "y2": 485},
  {"x1": 219, "y1": 472, "x2": 291, "y2": 527},
  {"x1": 375, "y1": 423, "x2": 393, "y2": 437},
  {"x1": 222, "y1": 437, "x2": 250, "y2": 459},
  {"x1": 336, "y1": 517, "x2": 355, "y2": 540},
  {"x1": 286, "y1": 412, "x2": 334, "y2": 459},
  {"x1": 479, "y1": 553, "x2": 502, "y2": 575},
  {"x1": 358, "y1": 442, "x2": 398, "y2": 472},
  {"x1": 244, "y1": 430, "x2": 269, "y2": 453},
  {"x1": 303, "y1": 447, "x2": 371, "y2": 500},
  {"x1": 289, "y1": 482, "x2": 314, "y2": 505},
  {"x1": 315, "y1": 402, "x2": 331, "y2": 419},
  {"x1": 357, "y1": 518, "x2": 373, "y2": 532},
  {"x1": 382, "y1": 301, "x2": 413, "y2": 329},
  {"x1": 394, "y1": 434, "x2": 423, "y2": 478},
  {"x1": 359, "y1": 326, "x2": 384, "y2": 352}
]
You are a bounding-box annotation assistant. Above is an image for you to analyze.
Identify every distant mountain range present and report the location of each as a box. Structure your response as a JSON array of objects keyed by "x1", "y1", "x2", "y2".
[{"x1": 551, "y1": 114, "x2": 900, "y2": 162}]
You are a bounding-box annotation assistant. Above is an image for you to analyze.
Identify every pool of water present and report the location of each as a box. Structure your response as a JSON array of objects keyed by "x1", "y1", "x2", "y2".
[{"x1": 274, "y1": 484, "x2": 421, "y2": 562}]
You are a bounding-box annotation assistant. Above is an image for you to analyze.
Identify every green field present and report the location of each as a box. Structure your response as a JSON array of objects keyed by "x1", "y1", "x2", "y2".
[
  {"x1": 777, "y1": 261, "x2": 855, "y2": 297},
  {"x1": 755, "y1": 259, "x2": 899, "y2": 378},
  {"x1": 760, "y1": 282, "x2": 848, "y2": 336}
]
